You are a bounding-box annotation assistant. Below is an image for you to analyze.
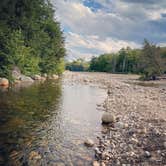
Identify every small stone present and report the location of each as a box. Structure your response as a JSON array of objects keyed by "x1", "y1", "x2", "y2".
[
  {"x1": 94, "y1": 147, "x2": 101, "y2": 155},
  {"x1": 102, "y1": 113, "x2": 116, "y2": 124},
  {"x1": 130, "y1": 138, "x2": 139, "y2": 144},
  {"x1": 84, "y1": 139, "x2": 94, "y2": 147},
  {"x1": 144, "y1": 151, "x2": 151, "y2": 158},
  {"x1": 93, "y1": 161, "x2": 100, "y2": 166},
  {"x1": 138, "y1": 127, "x2": 147, "y2": 134}
]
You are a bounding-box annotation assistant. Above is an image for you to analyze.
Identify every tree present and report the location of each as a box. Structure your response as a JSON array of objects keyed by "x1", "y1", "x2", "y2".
[
  {"x1": 0, "y1": 0, "x2": 65, "y2": 79},
  {"x1": 140, "y1": 40, "x2": 164, "y2": 80}
]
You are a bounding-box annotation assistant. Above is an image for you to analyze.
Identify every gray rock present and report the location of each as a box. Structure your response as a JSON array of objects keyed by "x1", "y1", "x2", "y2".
[
  {"x1": 12, "y1": 66, "x2": 21, "y2": 80},
  {"x1": 84, "y1": 138, "x2": 94, "y2": 147},
  {"x1": 32, "y1": 74, "x2": 42, "y2": 80},
  {"x1": 102, "y1": 113, "x2": 116, "y2": 124},
  {"x1": 20, "y1": 75, "x2": 34, "y2": 83}
]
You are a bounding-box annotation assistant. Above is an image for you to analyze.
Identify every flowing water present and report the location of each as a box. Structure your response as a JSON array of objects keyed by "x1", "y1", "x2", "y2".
[{"x1": 0, "y1": 79, "x2": 106, "y2": 165}]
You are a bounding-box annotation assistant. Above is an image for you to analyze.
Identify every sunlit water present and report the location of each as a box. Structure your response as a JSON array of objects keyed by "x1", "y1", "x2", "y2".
[{"x1": 0, "y1": 79, "x2": 106, "y2": 165}]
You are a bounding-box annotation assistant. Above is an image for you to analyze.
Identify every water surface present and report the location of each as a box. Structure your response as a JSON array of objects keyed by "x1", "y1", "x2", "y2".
[{"x1": 0, "y1": 79, "x2": 106, "y2": 165}]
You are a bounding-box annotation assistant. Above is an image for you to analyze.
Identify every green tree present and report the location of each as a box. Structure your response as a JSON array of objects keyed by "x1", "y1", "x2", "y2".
[
  {"x1": 0, "y1": 0, "x2": 65, "y2": 79},
  {"x1": 140, "y1": 40, "x2": 164, "y2": 80}
]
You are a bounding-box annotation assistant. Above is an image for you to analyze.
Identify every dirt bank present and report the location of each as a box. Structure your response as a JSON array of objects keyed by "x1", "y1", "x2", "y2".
[{"x1": 63, "y1": 71, "x2": 166, "y2": 166}]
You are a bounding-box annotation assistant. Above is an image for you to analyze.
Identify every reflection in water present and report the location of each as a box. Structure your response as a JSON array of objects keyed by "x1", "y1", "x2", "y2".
[
  {"x1": 0, "y1": 80, "x2": 106, "y2": 165},
  {"x1": 0, "y1": 81, "x2": 62, "y2": 165}
]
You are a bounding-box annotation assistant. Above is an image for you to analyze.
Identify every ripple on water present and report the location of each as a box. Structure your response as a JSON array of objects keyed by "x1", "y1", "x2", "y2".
[{"x1": 0, "y1": 80, "x2": 106, "y2": 165}]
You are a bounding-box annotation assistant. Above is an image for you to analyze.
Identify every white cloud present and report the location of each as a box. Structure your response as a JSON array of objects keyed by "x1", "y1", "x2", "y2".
[
  {"x1": 65, "y1": 32, "x2": 140, "y2": 59},
  {"x1": 51, "y1": 0, "x2": 166, "y2": 60}
]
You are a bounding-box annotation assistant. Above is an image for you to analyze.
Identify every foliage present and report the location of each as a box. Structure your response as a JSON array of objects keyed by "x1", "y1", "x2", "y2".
[
  {"x1": 0, "y1": 0, "x2": 65, "y2": 79},
  {"x1": 139, "y1": 40, "x2": 165, "y2": 80},
  {"x1": 90, "y1": 47, "x2": 141, "y2": 74},
  {"x1": 66, "y1": 59, "x2": 89, "y2": 71},
  {"x1": 89, "y1": 40, "x2": 166, "y2": 80}
]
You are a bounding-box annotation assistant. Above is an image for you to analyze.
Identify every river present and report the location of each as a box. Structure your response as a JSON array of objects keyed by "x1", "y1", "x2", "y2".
[{"x1": 0, "y1": 78, "x2": 106, "y2": 165}]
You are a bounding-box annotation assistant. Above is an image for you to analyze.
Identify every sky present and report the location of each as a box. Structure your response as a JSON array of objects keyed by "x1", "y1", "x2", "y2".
[{"x1": 51, "y1": 0, "x2": 166, "y2": 60}]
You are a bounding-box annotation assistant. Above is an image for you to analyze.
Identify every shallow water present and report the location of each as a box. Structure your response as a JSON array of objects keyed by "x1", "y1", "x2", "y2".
[{"x1": 0, "y1": 79, "x2": 106, "y2": 165}]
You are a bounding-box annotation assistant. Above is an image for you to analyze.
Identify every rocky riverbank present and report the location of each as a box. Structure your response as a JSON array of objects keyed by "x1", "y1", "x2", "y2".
[
  {"x1": 64, "y1": 71, "x2": 166, "y2": 166},
  {"x1": 0, "y1": 67, "x2": 59, "y2": 89}
]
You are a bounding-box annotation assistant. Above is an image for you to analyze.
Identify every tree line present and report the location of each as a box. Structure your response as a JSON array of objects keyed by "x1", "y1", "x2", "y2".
[
  {"x1": 67, "y1": 40, "x2": 166, "y2": 80},
  {"x1": 0, "y1": 0, "x2": 65, "y2": 79}
]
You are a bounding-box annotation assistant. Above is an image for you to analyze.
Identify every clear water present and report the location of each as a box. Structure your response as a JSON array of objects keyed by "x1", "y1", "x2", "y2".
[{"x1": 0, "y1": 79, "x2": 106, "y2": 165}]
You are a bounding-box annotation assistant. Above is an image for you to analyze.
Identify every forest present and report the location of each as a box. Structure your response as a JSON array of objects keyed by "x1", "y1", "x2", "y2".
[
  {"x1": 0, "y1": 0, "x2": 65, "y2": 79},
  {"x1": 67, "y1": 40, "x2": 166, "y2": 80}
]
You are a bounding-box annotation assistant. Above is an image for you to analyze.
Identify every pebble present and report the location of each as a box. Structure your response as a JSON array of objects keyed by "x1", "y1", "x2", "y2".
[
  {"x1": 84, "y1": 139, "x2": 94, "y2": 147},
  {"x1": 144, "y1": 151, "x2": 151, "y2": 158}
]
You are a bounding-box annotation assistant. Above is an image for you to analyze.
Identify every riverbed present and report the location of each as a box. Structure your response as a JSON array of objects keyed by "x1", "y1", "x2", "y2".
[
  {"x1": 0, "y1": 71, "x2": 166, "y2": 166},
  {"x1": 0, "y1": 75, "x2": 106, "y2": 165}
]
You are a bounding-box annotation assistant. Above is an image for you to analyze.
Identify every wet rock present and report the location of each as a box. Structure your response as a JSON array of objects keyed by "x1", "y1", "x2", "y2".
[
  {"x1": 102, "y1": 113, "x2": 116, "y2": 124},
  {"x1": 20, "y1": 75, "x2": 34, "y2": 83},
  {"x1": 93, "y1": 161, "x2": 100, "y2": 166},
  {"x1": 84, "y1": 138, "x2": 94, "y2": 147},
  {"x1": 0, "y1": 78, "x2": 9, "y2": 86}
]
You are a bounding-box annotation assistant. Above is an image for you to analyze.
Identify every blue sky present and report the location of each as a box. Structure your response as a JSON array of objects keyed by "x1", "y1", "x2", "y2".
[{"x1": 51, "y1": 0, "x2": 166, "y2": 60}]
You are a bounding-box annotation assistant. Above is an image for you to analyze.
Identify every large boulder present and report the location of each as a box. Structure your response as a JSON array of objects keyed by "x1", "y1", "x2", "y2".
[
  {"x1": 101, "y1": 112, "x2": 116, "y2": 124},
  {"x1": 0, "y1": 78, "x2": 9, "y2": 86},
  {"x1": 32, "y1": 74, "x2": 42, "y2": 80},
  {"x1": 20, "y1": 75, "x2": 34, "y2": 83},
  {"x1": 12, "y1": 66, "x2": 21, "y2": 80}
]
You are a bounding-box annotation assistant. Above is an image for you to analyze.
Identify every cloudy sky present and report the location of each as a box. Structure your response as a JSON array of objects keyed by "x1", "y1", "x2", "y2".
[{"x1": 51, "y1": 0, "x2": 166, "y2": 60}]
